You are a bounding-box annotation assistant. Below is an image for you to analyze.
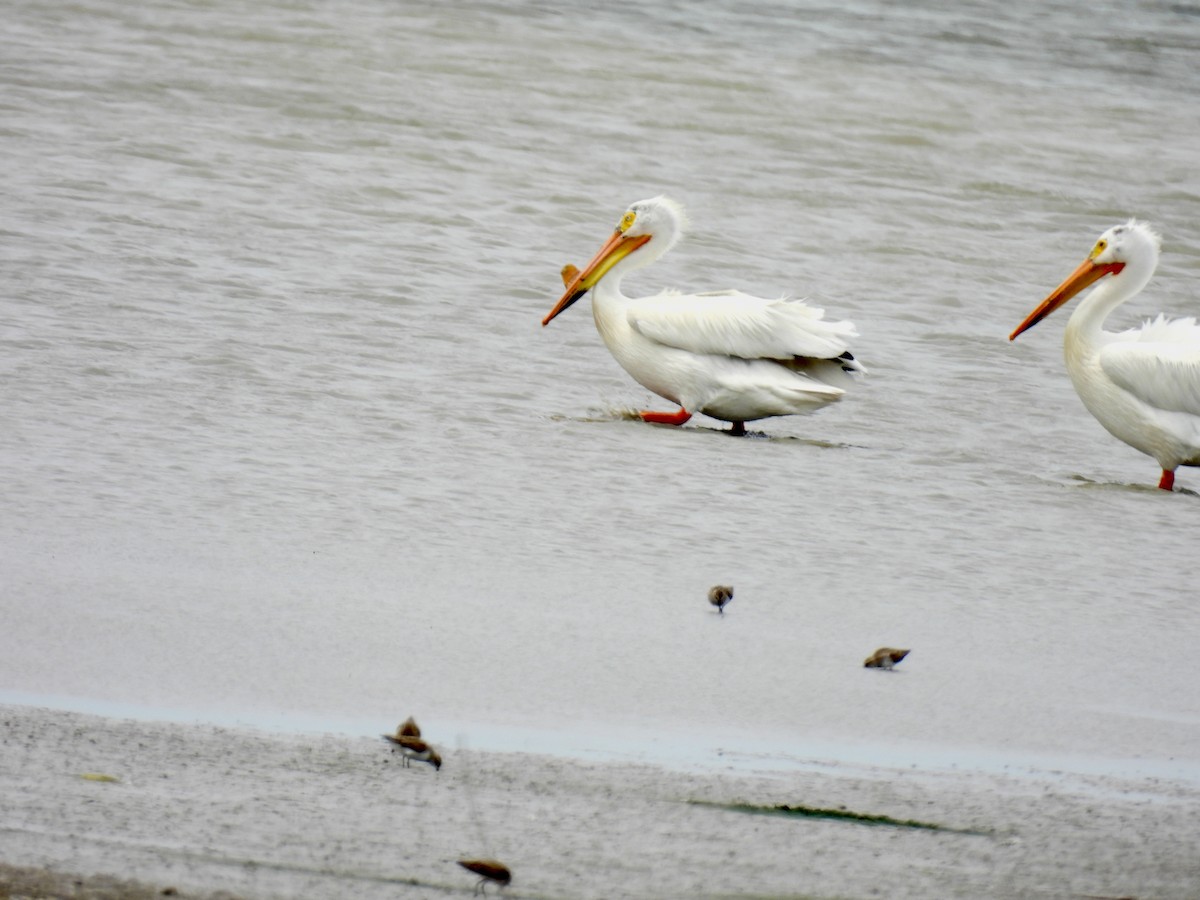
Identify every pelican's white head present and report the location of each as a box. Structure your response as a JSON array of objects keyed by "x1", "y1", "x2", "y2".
[
  {"x1": 1010, "y1": 219, "x2": 1161, "y2": 341},
  {"x1": 619, "y1": 195, "x2": 688, "y2": 256},
  {"x1": 542, "y1": 195, "x2": 687, "y2": 326},
  {"x1": 1088, "y1": 219, "x2": 1160, "y2": 275}
]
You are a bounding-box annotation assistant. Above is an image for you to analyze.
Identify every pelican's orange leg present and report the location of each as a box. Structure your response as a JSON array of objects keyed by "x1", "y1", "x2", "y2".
[
  {"x1": 640, "y1": 408, "x2": 692, "y2": 426},
  {"x1": 1158, "y1": 468, "x2": 1175, "y2": 491}
]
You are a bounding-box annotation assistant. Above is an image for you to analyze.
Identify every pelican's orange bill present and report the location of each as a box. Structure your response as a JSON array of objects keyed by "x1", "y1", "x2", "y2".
[
  {"x1": 542, "y1": 231, "x2": 650, "y2": 326},
  {"x1": 1010, "y1": 258, "x2": 1125, "y2": 340}
]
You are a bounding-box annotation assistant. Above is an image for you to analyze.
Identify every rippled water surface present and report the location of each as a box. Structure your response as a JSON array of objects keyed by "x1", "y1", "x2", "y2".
[{"x1": 3, "y1": 0, "x2": 1200, "y2": 778}]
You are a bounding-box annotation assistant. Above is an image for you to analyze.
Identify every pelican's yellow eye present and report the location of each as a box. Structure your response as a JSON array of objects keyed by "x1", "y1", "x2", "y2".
[
  {"x1": 618, "y1": 211, "x2": 636, "y2": 233},
  {"x1": 1090, "y1": 239, "x2": 1107, "y2": 259}
]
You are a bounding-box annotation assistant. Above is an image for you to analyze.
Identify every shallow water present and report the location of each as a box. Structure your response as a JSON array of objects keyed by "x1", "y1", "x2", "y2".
[{"x1": 3, "y1": 0, "x2": 1200, "y2": 780}]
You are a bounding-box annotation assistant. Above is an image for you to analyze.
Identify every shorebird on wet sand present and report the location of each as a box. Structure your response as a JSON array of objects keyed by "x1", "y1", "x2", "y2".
[
  {"x1": 457, "y1": 859, "x2": 511, "y2": 895},
  {"x1": 380, "y1": 732, "x2": 442, "y2": 770},
  {"x1": 864, "y1": 647, "x2": 909, "y2": 669},
  {"x1": 708, "y1": 584, "x2": 734, "y2": 614}
]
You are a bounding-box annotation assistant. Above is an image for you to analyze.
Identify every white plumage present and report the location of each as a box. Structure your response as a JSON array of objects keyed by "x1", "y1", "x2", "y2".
[
  {"x1": 630, "y1": 289, "x2": 857, "y2": 361},
  {"x1": 1099, "y1": 314, "x2": 1200, "y2": 415},
  {"x1": 1010, "y1": 220, "x2": 1200, "y2": 490},
  {"x1": 542, "y1": 197, "x2": 863, "y2": 434}
]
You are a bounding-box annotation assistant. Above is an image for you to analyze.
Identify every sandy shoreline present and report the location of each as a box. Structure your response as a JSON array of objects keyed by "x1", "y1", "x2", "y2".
[{"x1": 3, "y1": 704, "x2": 1198, "y2": 899}]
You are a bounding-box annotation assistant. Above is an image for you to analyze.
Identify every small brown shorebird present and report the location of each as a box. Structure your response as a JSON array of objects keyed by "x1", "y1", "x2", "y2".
[
  {"x1": 863, "y1": 647, "x2": 909, "y2": 669},
  {"x1": 380, "y1": 733, "x2": 442, "y2": 770},
  {"x1": 457, "y1": 859, "x2": 511, "y2": 895},
  {"x1": 708, "y1": 584, "x2": 734, "y2": 614}
]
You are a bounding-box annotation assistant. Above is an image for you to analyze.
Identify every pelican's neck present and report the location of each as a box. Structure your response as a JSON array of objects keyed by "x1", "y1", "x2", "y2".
[
  {"x1": 1064, "y1": 251, "x2": 1156, "y2": 354},
  {"x1": 586, "y1": 204, "x2": 682, "y2": 347},
  {"x1": 590, "y1": 270, "x2": 634, "y2": 346},
  {"x1": 589, "y1": 234, "x2": 670, "y2": 331}
]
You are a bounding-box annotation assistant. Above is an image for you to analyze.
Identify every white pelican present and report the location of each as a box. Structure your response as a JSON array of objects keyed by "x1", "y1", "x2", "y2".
[
  {"x1": 1010, "y1": 221, "x2": 1200, "y2": 491},
  {"x1": 541, "y1": 197, "x2": 864, "y2": 435}
]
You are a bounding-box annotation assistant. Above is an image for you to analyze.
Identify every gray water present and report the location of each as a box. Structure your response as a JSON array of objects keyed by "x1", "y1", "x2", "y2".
[{"x1": 3, "y1": 0, "x2": 1200, "y2": 780}]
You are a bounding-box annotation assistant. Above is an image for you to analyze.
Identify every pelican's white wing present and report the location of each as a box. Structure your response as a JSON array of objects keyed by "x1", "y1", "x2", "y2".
[
  {"x1": 626, "y1": 290, "x2": 857, "y2": 362},
  {"x1": 1099, "y1": 315, "x2": 1200, "y2": 415}
]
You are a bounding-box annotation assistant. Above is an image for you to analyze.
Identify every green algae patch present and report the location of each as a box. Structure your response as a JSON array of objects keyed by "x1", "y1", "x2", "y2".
[{"x1": 688, "y1": 800, "x2": 986, "y2": 835}]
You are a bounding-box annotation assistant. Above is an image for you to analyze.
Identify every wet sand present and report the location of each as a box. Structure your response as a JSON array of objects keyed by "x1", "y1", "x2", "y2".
[{"x1": 3, "y1": 704, "x2": 1198, "y2": 899}]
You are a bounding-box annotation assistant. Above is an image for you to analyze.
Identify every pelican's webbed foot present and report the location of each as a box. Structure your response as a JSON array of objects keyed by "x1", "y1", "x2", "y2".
[{"x1": 640, "y1": 408, "x2": 692, "y2": 427}]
